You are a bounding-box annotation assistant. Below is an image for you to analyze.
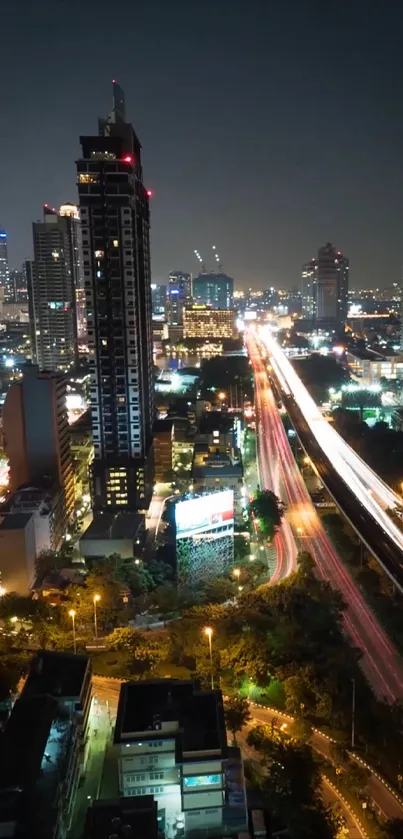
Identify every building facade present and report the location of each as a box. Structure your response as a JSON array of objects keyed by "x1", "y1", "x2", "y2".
[
  {"x1": 151, "y1": 283, "x2": 167, "y2": 316},
  {"x1": 30, "y1": 205, "x2": 83, "y2": 371},
  {"x1": 183, "y1": 305, "x2": 236, "y2": 339},
  {"x1": 192, "y1": 272, "x2": 234, "y2": 310},
  {"x1": 301, "y1": 259, "x2": 317, "y2": 318},
  {"x1": 302, "y1": 243, "x2": 349, "y2": 330},
  {"x1": 166, "y1": 272, "x2": 192, "y2": 326},
  {"x1": 77, "y1": 82, "x2": 154, "y2": 512},
  {"x1": 0, "y1": 228, "x2": 9, "y2": 292},
  {"x1": 3, "y1": 364, "x2": 74, "y2": 525}
]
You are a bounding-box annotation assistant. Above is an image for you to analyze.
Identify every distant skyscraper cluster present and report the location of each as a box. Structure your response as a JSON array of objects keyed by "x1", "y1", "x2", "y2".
[{"x1": 302, "y1": 242, "x2": 349, "y2": 332}]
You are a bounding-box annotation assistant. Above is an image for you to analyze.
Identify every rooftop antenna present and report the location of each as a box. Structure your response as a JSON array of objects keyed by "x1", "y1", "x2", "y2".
[{"x1": 212, "y1": 245, "x2": 223, "y2": 272}]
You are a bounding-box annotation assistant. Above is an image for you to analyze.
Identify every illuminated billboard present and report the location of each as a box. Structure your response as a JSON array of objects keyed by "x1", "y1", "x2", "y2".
[{"x1": 175, "y1": 490, "x2": 234, "y2": 585}]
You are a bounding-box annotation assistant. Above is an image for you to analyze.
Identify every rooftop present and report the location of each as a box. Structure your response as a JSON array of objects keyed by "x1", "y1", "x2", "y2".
[
  {"x1": 81, "y1": 511, "x2": 144, "y2": 541},
  {"x1": 23, "y1": 650, "x2": 90, "y2": 700},
  {"x1": 84, "y1": 796, "x2": 158, "y2": 839},
  {"x1": 0, "y1": 694, "x2": 57, "y2": 790},
  {"x1": 115, "y1": 678, "x2": 226, "y2": 755},
  {"x1": 0, "y1": 512, "x2": 33, "y2": 530}
]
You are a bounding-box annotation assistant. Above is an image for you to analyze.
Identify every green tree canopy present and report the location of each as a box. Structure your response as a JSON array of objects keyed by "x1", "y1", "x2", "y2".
[{"x1": 224, "y1": 696, "x2": 251, "y2": 742}]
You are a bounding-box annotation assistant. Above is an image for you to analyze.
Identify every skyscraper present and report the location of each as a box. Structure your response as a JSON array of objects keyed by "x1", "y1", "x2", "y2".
[
  {"x1": 166, "y1": 271, "x2": 192, "y2": 325},
  {"x1": 0, "y1": 228, "x2": 10, "y2": 292},
  {"x1": 302, "y1": 243, "x2": 349, "y2": 331},
  {"x1": 77, "y1": 82, "x2": 154, "y2": 512},
  {"x1": 301, "y1": 258, "x2": 317, "y2": 318},
  {"x1": 30, "y1": 204, "x2": 83, "y2": 370},
  {"x1": 192, "y1": 272, "x2": 234, "y2": 309}
]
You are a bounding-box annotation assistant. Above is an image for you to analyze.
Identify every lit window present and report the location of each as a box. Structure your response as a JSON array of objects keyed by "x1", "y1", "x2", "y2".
[
  {"x1": 78, "y1": 173, "x2": 99, "y2": 184},
  {"x1": 52, "y1": 251, "x2": 60, "y2": 260},
  {"x1": 113, "y1": 239, "x2": 119, "y2": 247},
  {"x1": 95, "y1": 250, "x2": 104, "y2": 258}
]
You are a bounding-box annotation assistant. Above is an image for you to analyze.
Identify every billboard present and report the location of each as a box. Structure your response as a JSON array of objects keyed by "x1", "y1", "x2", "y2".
[
  {"x1": 175, "y1": 490, "x2": 234, "y2": 585},
  {"x1": 175, "y1": 490, "x2": 234, "y2": 540}
]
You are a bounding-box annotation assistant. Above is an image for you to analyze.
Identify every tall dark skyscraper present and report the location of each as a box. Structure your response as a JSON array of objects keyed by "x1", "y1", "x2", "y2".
[
  {"x1": 30, "y1": 204, "x2": 83, "y2": 371},
  {"x1": 0, "y1": 228, "x2": 9, "y2": 292},
  {"x1": 302, "y1": 243, "x2": 349, "y2": 331},
  {"x1": 192, "y1": 272, "x2": 234, "y2": 310},
  {"x1": 77, "y1": 82, "x2": 154, "y2": 512}
]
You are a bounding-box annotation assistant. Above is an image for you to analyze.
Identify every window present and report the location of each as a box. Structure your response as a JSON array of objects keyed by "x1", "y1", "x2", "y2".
[
  {"x1": 184, "y1": 775, "x2": 221, "y2": 788},
  {"x1": 113, "y1": 239, "x2": 119, "y2": 247},
  {"x1": 79, "y1": 173, "x2": 99, "y2": 184}
]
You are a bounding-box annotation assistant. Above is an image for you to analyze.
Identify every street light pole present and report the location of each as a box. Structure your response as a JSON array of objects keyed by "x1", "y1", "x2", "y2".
[
  {"x1": 93, "y1": 595, "x2": 101, "y2": 640},
  {"x1": 69, "y1": 609, "x2": 76, "y2": 655},
  {"x1": 351, "y1": 677, "x2": 356, "y2": 749},
  {"x1": 204, "y1": 627, "x2": 214, "y2": 690}
]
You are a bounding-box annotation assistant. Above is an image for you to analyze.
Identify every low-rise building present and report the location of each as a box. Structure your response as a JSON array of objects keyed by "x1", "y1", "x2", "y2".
[
  {"x1": 113, "y1": 678, "x2": 247, "y2": 839},
  {"x1": 153, "y1": 419, "x2": 173, "y2": 482},
  {"x1": 80, "y1": 511, "x2": 145, "y2": 559},
  {"x1": 85, "y1": 796, "x2": 159, "y2": 839},
  {"x1": 0, "y1": 651, "x2": 92, "y2": 839},
  {"x1": 183, "y1": 306, "x2": 236, "y2": 339},
  {"x1": 192, "y1": 446, "x2": 244, "y2": 520},
  {"x1": 346, "y1": 348, "x2": 403, "y2": 385},
  {"x1": 172, "y1": 421, "x2": 196, "y2": 473}
]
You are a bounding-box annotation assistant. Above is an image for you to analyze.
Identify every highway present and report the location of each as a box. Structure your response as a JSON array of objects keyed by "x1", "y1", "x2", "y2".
[
  {"x1": 247, "y1": 333, "x2": 403, "y2": 702},
  {"x1": 259, "y1": 327, "x2": 403, "y2": 594}
]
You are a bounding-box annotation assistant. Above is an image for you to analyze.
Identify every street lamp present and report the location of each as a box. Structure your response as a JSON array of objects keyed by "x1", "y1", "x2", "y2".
[
  {"x1": 204, "y1": 627, "x2": 214, "y2": 690},
  {"x1": 69, "y1": 609, "x2": 77, "y2": 654},
  {"x1": 232, "y1": 568, "x2": 241, "y2": 580},
  {"x1": 93, "y1": 594, "x2": 101, "y2": 640}
]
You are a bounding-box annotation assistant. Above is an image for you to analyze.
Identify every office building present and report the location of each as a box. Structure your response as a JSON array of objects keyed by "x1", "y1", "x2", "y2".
[
  {"x1": 151, "y1": 282, "x2": 167, "y2": 315},
  {"x1": 3, "y1": 364, "x2": 74, "y2": 525},
  {"x1": 166, "y1": 271, "x2": 192, "y2": 325},
  {"x1": 183, "y1": 305, "x2": 236, "y2": 339},
  {"x1": 0, "y1": 651, "x2": 92, "y2": 839},
  {"x1": 347, "y1": 347, "x2": 403, "y2": 385},
  {"x1": 0, "y1": 228, "x2": 9, "y2": 291},
  {"x1": 307, "y1": 242, "x2": 349, "y2": 331},
  {"x1": 192, "y1": 272, "x2": 234, "y2": 310},
  {"x1": 114, "y1": 678, "x2": 247, "y2": 839},
  {"x1": 301, "y1": 258, "x2": 317, "y2": 318},
  {"x1": 77, "y1": 82, "x2": 154, "y2": 513},
  {"x1": 30, "y1": 204, "x2": 83, "y2": 371}
]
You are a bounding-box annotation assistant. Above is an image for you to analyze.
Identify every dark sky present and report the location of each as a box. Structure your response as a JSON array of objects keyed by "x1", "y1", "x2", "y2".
[{"x1": 1, "y1": 0, "x2": 403, "y2": 290}]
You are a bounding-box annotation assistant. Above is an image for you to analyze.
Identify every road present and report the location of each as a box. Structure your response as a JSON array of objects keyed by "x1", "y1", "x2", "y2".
[
  {"x1": 259, "y1": 326, "x2": 403, "y2": 594},
  {"x1": 247, "y1": 333, "x2": 403, "y2": 702}
]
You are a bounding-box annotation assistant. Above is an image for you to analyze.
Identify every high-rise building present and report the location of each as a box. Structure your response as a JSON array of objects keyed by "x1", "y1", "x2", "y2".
[
  {"x1": 0, "y1": 228, "x2": 9, "y2": 292},
  {"x1": 30, "y1": 204, "x2": 83, "y2": 371},
  {"x1": 151, "y1": 282, "x2": 167, "y2": 315},
  {"x1": 166, "y1": 271, "x2": 192, "y2": 325},
  {"x1": 3, "y1": 364, "x2": 75, "y2": 525},
  {"x1": 301, "y1": 259, "x2": 317, "y2": 318},
  {"x1": 316, "y1": 242, "x2": 349, "y2": 330},
  {"x1": 77, "y1": 82, "x2": 154, "y2": 512},
  {"x1": 192, "y1": 272, "x2": 234, "y2": 309}
]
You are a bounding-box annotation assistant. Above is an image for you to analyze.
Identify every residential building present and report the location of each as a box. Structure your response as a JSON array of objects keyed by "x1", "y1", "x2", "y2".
[
  {"x1": 113, "y1": 678, "x2": 247, "y2": 839},
  {"x1": 192, "y1": 272, "x2": 234, "y2": 310},
  {"x1": 69, "y1": 408, "x2": 94, "y2": 499},
  {"x1": 0, "y1": 512, "x2": 37, "y2": 594},
  {"x1": 9, "y1": 484, "x2": 68, "y2": 551},
  {"x1": 183, "y1": 306, "x2": 236, "y2": 339},
  {"x1": 30, "y1": 204, "x2": 83, "y2": 371},
  {"x1": 153, "y1": 419, "x2": 173, "y2": 482},
  {"x1": 0, "y1": 228, "x2": 9, "y2": 291},
  {"x1": 3, "y1": 364, "x2": 75, "y2": 526},
  {"x1": 166, "y1": 272, "x2": 192, "y2": 326},
  {"x1": 0, "y1": 650, "x2": 92, "y2": 839},
  {"x1": 77, "y1": 81, "x2": 154, "y2": 513}
]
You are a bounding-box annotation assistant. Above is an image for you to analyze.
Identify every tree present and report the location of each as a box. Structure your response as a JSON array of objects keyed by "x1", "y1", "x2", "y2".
[
  {"x1": 297, "y1": 551, "x2": 316, "y2": 578},
  {"x1": 105, "y1": 627, "x2": 169, "y2": 677},
  {"x1": 248, "y1": 490, "x2": 285, "y2": 542},
  {"x1": 224, "y1": 696, "x2": 251, "y2": 743},
  {"x1": 203, "y1": 578, "x2": 235, "y2": 604},
  {"x1": 341, "y1": 762, "x2": 370, "y2": 797},
  {"x1": 381, "y1": 819, "x2": 403, "y2": 839}
]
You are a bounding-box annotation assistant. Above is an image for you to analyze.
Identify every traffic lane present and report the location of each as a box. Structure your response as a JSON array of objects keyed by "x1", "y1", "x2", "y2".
[
  {"x1": 250, "y1": 706, "x2": 403, "y2": 822},
  {"x1": 321, "y1": 779, "x2": 366, "y2": 839}
]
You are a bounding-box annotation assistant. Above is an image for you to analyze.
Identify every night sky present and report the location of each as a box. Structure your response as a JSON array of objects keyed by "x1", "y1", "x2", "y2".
[{"x1": 1, "y1": 0, "x2": 403, "y2": 290}]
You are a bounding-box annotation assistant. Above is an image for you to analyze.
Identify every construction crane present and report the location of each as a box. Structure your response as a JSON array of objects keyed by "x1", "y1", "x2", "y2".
[{"x1": 212, "y1": 245, "x2": 223, "y2": 272}]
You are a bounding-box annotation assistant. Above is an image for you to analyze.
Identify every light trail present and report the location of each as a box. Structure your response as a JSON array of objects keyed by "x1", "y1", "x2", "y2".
[
  {"x1": 259, "y1": 327, "x2": 403, "y2": 588},
  {"x1": 248, "y1": 332, "x2": 403, "y2": 701}
]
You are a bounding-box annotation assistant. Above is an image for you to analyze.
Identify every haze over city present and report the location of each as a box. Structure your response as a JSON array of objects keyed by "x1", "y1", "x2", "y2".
[{"x1": 1, "y1": 0, "x2": 403, "y2": 288}]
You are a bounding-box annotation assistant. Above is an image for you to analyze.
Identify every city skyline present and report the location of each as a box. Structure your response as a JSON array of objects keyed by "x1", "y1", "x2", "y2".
[{"x1": 1, "y1": 1, "x2": 403, "y2": 290}]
